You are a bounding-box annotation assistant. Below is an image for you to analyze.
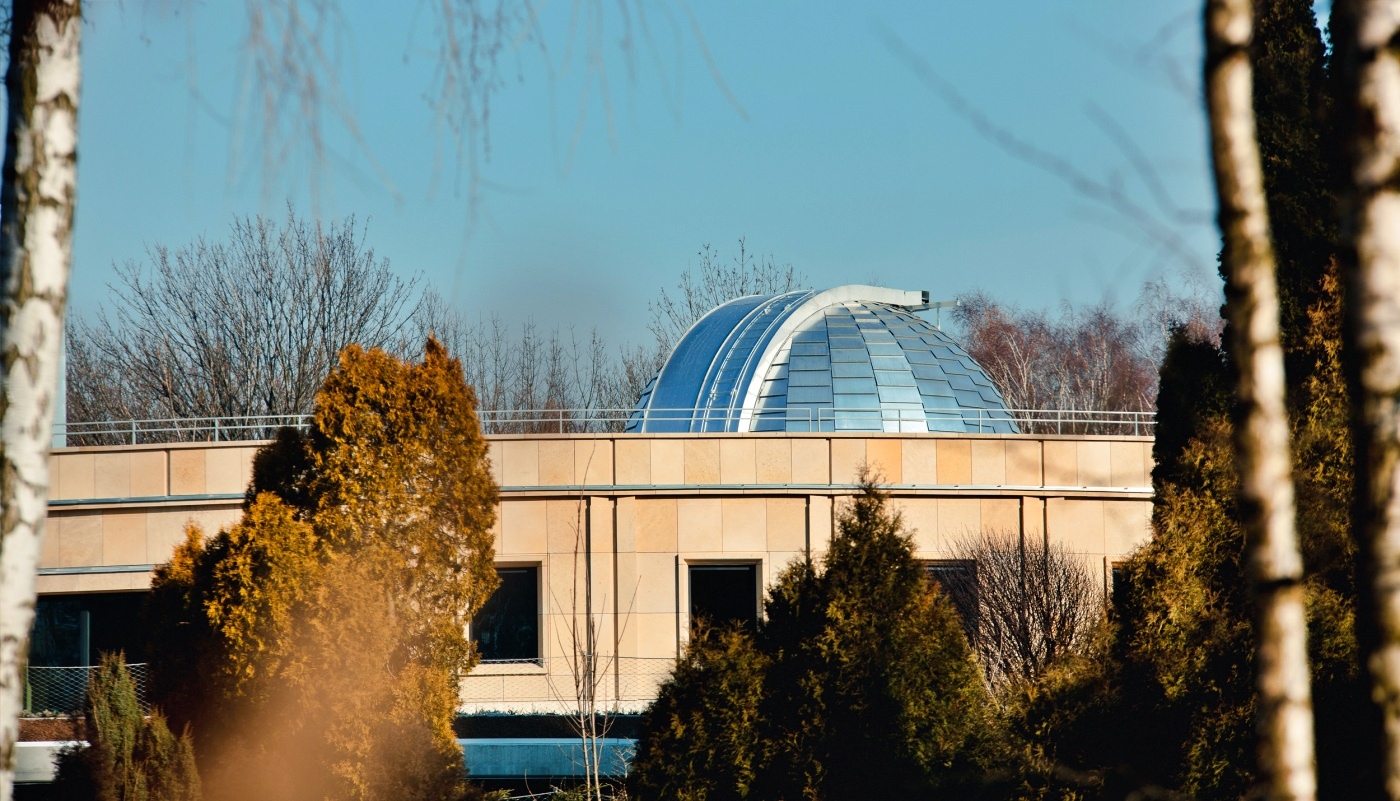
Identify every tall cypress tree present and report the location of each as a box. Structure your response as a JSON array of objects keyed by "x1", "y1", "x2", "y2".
[
  {"x1": 1017, "y1": 4, "x2": 1381, "y2": 799},
  {"x1": 629, "y1": 478, "x2": 991, "y2": 800},
  {"x1": 53, "y1": 654, "x2": 201, "y2": 801},
  {"x1": 1250, "y1": 0, "x2": 1336, "y2": 380},
  {"x1": 1159, "y1": 0, "x2": 1333, "y2": 481}
]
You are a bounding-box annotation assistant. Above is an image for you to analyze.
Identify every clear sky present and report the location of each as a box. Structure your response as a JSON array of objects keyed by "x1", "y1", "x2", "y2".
[{"x1": 67, "y1": 0, "x2": 1224, "y2": 350}]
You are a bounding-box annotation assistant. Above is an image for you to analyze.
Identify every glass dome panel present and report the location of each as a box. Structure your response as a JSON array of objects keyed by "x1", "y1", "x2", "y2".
[{"x1": 626, "y1": 287, "x2": 1017, "y2": 434}]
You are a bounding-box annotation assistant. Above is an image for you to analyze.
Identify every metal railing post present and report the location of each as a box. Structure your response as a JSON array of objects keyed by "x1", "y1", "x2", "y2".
[{"x1": 69, "y1": 407, "x2": 1154, "y2": 442}]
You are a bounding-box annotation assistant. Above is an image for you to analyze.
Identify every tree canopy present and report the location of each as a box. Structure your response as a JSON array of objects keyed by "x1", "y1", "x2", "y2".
[
  {"x1": 67, "y1": 211, "x2": 421, "y2": 431},
  {"x1": 629, "y1": 477, "x2": 993, "y2": 800},
  {"x1": 146, "y1": 338, "x2": 499, "y2": 801},
  {"x1": 1006, "y1": 4, "x2": 1378, "y2": 799},
  {"x1": 53, "y1": 655, "x2": 200, "y2": 801}
]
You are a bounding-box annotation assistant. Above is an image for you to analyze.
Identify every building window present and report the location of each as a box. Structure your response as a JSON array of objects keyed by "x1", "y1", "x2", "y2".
[
  {"x1": 29, "y1": 592, "x2": 147, "y2": 667},
  {"x1": 474, "y1": 566, "x2": 540, "y2": 663},
  {"x1": 1111, "y1": 562, "x2": 1132, "y2": 608},
  {"x1": 689, "y1": 563, "x2": 759, "y2": 635},
  {"x1": 924, "y1": 560, "x2": 978, "y2": 635}
]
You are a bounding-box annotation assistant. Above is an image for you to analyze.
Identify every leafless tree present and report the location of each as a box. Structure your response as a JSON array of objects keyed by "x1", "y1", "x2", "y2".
[
  {"x1": 547, "y1": 494, "x2": 639, "y2": 801},
  {"x1": 937, "y1": 530, "x2": 1101, "y2": 691},
  {"x1": 65, "y1": 210, "x2": 420, "y2": 442},
  {"x1": 648, "y1": 238, "x2": 807, "y2": 355},
  {"x1": 954, "y1": 290, "x2": 1164, "y2": 432},
  {"x1": 606, "y1": 341, "x2": 668, "y2": 418},
  {"x1": 1334, "y1": 1, "x2": 1400, "y2": 798},
  {"x1": 952, "y1": 270, "x2": 1222, "y2": 433},
  {"x1": 415, "y1": 292, "x2": 644, "y2": 434},
  {"x1": 1205, "y1": 1, "x2": 1316, "y2": 799},
  {"x1": 66, "y1": 234, "x2": 799, "y2": 442},
  {"x1": 1136, "y1": 271, "x2": 1226, "y2": 361},
  {"x1": 414, "y1": 239, "x2": 801, "y2": 433}
]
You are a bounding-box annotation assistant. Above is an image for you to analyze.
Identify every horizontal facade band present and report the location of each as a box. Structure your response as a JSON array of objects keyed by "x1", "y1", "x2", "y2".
[
  {"x1": 495, "y1": 483, "x2": 1153, "y2": 499},
  {"x1": 44, "y1": 485, "x2": 1152, "y2": 512},
  {"x1": 38, "y1": 564, "x2": 156, "y2": 576}
]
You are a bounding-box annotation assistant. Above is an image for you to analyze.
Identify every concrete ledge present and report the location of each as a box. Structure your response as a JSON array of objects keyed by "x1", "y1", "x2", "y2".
[{"x1": 16, "y1": 741, "x2": 78, "y2": 783}]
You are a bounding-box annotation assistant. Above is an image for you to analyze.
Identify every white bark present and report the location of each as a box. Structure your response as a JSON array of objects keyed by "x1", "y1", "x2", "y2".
[
  {"x1": 0, "y1": 2, "x2": 80, "y2": 798},
  {"x1": 1204, "y1": 2, "x2": 1316, "y2": 800},
  {"x1": 1336, "y1": 2, "x2": 1400, "y2": 798}
]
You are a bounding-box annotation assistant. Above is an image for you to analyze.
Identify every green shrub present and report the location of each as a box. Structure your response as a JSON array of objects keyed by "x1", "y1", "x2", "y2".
[
  {"x1": 54, "y1": 653, "x2": 200, "y2": 801},
  {"x1": 629, "y1": 476, "x2": 993, "y2": 800}
]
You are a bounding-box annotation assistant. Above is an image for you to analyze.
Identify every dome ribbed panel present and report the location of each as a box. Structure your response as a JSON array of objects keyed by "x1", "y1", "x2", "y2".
[
  {"x1": 628, "y1": 289, "x2": 1016, "y2": 434},
  {"x1": 751, "y1": 302, "x2": 1014, "y2": 433}
]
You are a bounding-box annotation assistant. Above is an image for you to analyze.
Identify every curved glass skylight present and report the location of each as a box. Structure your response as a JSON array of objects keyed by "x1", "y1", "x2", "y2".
[{"x1": 626, "y1": 285, "x2": 1016, "y2": 434}]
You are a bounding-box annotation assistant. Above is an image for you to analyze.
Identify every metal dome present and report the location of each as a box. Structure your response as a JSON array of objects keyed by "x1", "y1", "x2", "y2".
[{"x1": 626, "y1": 285, "x2": 1017, "y2": 434}]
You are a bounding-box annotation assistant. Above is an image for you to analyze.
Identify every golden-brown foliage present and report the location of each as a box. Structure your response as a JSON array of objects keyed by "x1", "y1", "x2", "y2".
[
  {"x1": 148, "y1": 338, "x2": 498, "y2": 801},
  {"x1": 305, "y1": 340, "x2": 499, "y2": 667},
  {"x1": 205, "y1": 494, "x2": 319, "y2": 700},
  {"x1": 1011, "y1": 267, "x2": 1368, "y2": 800}
]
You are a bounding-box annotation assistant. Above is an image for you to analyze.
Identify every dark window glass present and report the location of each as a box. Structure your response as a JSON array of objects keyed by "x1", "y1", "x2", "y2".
[
  {"x1": 29, "y1": 592, "x2": 148, "y2": 667},
  {"x1": 689, "y1": 564, "x2": 759, "y2": 635},
  {"x1": 1111, "y1": 563, "x2": 1132, "y2": 608},
  {"x1": 474, "y1": 567, "x2": 540, "y2": 662},
  {"x1": 924, "y1": 561, "x2": 977, "y2": 637}
]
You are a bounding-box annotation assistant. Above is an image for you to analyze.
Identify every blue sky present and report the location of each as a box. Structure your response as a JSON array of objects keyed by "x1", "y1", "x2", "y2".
[{"x1": 70, "y1": 1, "x2": 1221, "y2": 349}]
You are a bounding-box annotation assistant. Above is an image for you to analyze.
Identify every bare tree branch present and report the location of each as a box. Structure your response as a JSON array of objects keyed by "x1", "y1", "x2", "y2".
[
  {"x1": 648, "y1": 238, "x2": 807, "y2": 355},
  {"x1": 953, "y1": 289, "x2": 1171, "y2": 431},
  {"x1": 875, "y1": 24, "x2": 1210, "y2": 274},
  {"x1": 67, "y1": 210, "x2": 420, "y2": 441},
  {"x1": 939, "y1": 530, "x2": 1102, "y2": 691}
]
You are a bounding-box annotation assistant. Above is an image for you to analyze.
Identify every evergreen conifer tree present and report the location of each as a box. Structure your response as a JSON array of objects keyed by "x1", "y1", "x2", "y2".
[
  {"x1": 53, "y1": 654, "x2": 200, "y2": 801},
  {"x1": 629, "y1": 476, "x2": 991, "y2": 800},
  {"x1": 1011, "y1": 3, "x2": 1383, "y2": 799},
  {"x1": 145, "y1": 339, "x2": 499, "y2": 801},
  {"x1": 627, "y1": 627, "x2": 768, "y2": 801},
  {"x1": 1250, "y1": 0, "x2": 1336, "y2": 376}
]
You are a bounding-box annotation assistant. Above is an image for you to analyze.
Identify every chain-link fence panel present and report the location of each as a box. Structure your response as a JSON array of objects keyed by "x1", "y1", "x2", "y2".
[
  {"x1": 461, "y1": 657, "x2": 675, "y2": 715},
  {"x1": 23, "y1": 663, "x2": 149, "y2": 715}
]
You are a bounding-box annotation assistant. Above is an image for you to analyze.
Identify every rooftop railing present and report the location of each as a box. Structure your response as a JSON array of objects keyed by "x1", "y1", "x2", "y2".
[{"x1": 55, "y1": 407, "x2": 1155, "y2": 446}]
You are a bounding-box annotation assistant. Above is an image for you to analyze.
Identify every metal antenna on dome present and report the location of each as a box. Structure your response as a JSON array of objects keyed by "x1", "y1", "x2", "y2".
[{"x1": 905, "y1": 291, "x2": 960, "y2": 330}]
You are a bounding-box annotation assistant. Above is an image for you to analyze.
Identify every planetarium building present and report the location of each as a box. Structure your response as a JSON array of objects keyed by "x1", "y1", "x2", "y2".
[
  {"x1": 19, "y1": 285, "x2": 1157, "y2": 786},
  {"x1": 628, "y1": 285, "x2": 1015, "y2": 434}
]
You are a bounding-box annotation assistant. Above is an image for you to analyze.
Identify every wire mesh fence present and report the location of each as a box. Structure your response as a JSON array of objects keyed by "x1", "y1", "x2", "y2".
[
  {"x1": 461, "y1": 657, "x2": 676, "y2": 715},
  {"x1": 23, "y1": 663, "x2": 149, "y2": 715}
]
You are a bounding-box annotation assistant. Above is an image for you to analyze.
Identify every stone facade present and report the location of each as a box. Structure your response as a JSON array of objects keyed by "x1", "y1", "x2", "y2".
[{"x1": 37, "y1": 431, "x2": 1154, "y2": 711}]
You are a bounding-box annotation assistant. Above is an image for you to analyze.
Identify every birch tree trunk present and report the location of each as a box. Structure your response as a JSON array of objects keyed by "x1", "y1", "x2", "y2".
[
  {"x1": 0, "y1": 2, "x2": 80, "y2": 798},
  {"x1": 1334, "y1": 2, "x2": 1400, "y2": 798},
  {"x1": 1204, "y1": 2, "x2": 1316, "y2": 800}
]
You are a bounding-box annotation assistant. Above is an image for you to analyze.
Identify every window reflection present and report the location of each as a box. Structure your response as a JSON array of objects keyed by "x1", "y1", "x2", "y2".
[
  {"x1": 689, "y1": 564, "x2": 759, "y2": 635},
  {"x1": 474, "y1": 567, "x2": 540, "y2": 662},
  {"x1": 29, "y1": 592, "x2": 147, "y2": 667}
]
